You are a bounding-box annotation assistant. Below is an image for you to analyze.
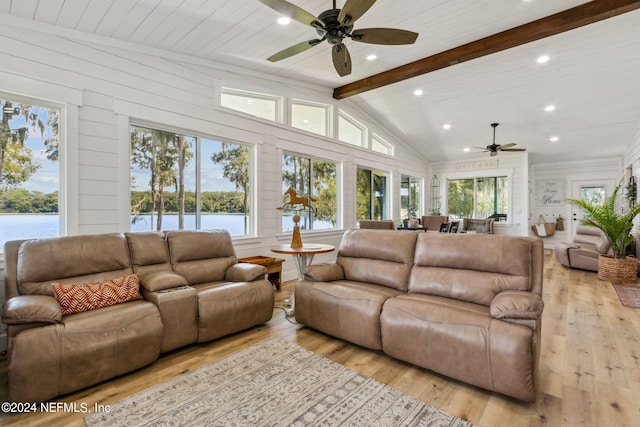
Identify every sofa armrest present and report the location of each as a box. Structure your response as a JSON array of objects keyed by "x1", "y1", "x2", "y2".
[
  {"x1": 2, "y1": 295, "x2": 62, "y2": 325},
  {"x1": 139, "y1": 271, "x2": 188, "y2": 292},
  {"x1": 303, "y1": 262, "x2": 345, "y2": 282},
  {"x1": 490, "y1": 290, "x2": 544, "y2": 320},
  {"x1": 225, "y1": 263, "x2": 267, "y2": 282}
]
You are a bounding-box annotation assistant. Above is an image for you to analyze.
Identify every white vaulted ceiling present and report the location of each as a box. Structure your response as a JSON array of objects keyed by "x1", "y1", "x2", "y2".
[{"x1": 2, "y1": 0, "x2": 640, "y2": 163}]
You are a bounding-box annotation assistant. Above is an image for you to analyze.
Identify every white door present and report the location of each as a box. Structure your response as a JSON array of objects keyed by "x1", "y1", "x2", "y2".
[{"x1": 569, "y1": 179, "x2": 617, "y2": 238}]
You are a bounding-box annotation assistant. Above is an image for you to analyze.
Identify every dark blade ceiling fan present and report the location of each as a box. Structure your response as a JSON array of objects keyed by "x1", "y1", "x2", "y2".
[
  {"x1": 474, "y1": 123, "x2": 526, "y2": 157},
  {"x1": 258, "y1": 0, "x2": 419, "y2": 77}
]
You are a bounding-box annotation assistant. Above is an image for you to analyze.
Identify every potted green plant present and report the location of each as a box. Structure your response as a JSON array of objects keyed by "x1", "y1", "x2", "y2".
[{"x1": 567, "y1": 178, "x2": 640, "y2": 283}]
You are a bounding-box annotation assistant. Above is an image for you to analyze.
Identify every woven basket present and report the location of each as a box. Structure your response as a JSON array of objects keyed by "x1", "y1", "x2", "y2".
[{"x1": 598, "y1": 255, "x2": 638, "y2": 284}]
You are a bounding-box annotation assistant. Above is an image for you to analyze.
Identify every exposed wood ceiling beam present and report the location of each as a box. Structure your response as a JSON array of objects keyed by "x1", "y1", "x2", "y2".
[{"x1": 333, "y1": 0, "x2": 640, "y2": 99}]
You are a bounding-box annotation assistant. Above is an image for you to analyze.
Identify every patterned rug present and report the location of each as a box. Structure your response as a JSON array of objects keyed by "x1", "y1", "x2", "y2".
[
  {"x1": 85, "y1": 337, "x2": 475, "y2": 427},
  {"x1": 613, "y1": 284, "x2": 640, "y2": 308}
]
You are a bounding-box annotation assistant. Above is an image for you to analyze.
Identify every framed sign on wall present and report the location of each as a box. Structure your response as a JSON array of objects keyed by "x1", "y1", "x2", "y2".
[{"x1": 538, "y1": 180, "x2": 564, "y2": 207}]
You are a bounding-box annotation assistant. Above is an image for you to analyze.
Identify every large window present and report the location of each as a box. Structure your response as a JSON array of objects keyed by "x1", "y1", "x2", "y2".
[
  {"x1": 131, "y1": 125, "x2": 252, "y2": 236},
  {"x1": 0, "y1": 96, "x2": 60, "y2": 249},
  {"x1": 357, "y1": 167, "x2": 388, "y2": 220},
  {"x1": 401, "y1": 175, "x2": 421, "y2": 219},
  {"x1": 282, "y1": 153, "x2": 337, "y2": 231},
  {"x1": 447, "y1": 176, "x2": 507, "y2": 219}
]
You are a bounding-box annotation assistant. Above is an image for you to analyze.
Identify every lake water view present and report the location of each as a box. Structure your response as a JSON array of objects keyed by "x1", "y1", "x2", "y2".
[{"x1": 0, "y1": 214, "x2": 333, "y2": 249}]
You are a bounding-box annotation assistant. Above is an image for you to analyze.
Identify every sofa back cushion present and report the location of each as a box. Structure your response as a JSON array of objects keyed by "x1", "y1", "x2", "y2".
[
  {"x1": 16, "y1": 234, "x2": 133, "y2": 296},
  {"x1": 410, "y1": 233, "x2": 536, "y2": 306},
  {"x1": 126, "y1": 232, "x2": 172, "y2": 275},
  {"x1": 337, "y1": 229, "x2": 417, "y2": 291},
  {"x1": 166, "y1": 230, "x2": 237, "y2": 284}
]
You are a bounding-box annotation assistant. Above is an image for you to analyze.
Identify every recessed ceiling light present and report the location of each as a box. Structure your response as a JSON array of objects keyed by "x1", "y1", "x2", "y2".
[
  {"x1": 544, "y1": 105, "x2": 556, "y2": 112},
  {"x1": 413, "y1": 89, "x2": 423, "y2": 96},
  {"x1": 366, "y1": 54, "x2": 377, "y2": 61},
  {"x1": 443, "y1": 124, "x2": 451, "y2": 130},
  {"x1": 537, "y1": 55, "x2": 550, "y2": 64},
  {"x1": 549, "y1": 136, "x2": 559, "y2": 142},
  {"x1": 302, "y1": 119, "x2": 309, "y2": 124},
  {"x1": 463, "y1": 147, "x2": 470, "y2": 152},
  {"x1": 277, "y1": 16, "x2": 291, "y2": 25}
]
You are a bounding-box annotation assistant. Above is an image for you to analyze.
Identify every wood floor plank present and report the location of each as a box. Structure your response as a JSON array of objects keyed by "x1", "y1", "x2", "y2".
[{"x1": 1, "y1": 250, "x2": 640, "y2": 426}]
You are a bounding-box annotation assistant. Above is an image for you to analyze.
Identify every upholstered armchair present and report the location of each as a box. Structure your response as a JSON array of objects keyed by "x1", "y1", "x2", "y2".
[
  {"x1": 461, "y1": 218, "x2": 494, "y2": 234},
  {"x1": 421, "y1": 215, "x2": 449, "y2": 232},
  {"x1": 359, "y1": 220, "x2": 395, "y2": 230},
  {"x1": 555, "y1": 224, "x2": 611, "y2": 272}
]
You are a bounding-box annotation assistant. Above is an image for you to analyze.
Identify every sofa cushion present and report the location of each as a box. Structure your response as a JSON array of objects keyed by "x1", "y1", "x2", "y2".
[
  {"x1": 16, "y1": 234, "x2": 133, "y2": 296},
  {"x1": 126, "y1": 232, "x2": 172, "y2": 275},
  {"x1": 410, "y1": 233, "x2": 534, "y2": 306},
  {"x1": 336, "y1": 229, "x2": 417, "y2": 291},
  {"x1": 166, "y1": 230, "x2": 237, "y2": 284},
  {"x1": 52, "y1": 274, "x2": 143, "y2": 316}
]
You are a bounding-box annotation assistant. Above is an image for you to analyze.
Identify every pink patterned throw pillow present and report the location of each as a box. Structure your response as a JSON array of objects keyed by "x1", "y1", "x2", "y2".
[{"x1": 52, "y1": 274, "x2": 143, "y2": 316}]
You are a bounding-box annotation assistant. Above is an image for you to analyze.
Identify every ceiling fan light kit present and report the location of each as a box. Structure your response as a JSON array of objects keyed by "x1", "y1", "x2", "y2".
[{"x1": 259, "y1": 0, "x2": 419, "y2": 77}]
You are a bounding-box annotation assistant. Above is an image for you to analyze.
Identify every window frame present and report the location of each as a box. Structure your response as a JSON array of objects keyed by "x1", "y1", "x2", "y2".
[
  {"x1": 356, "y1": 166, "x2": 390, "y2": 221},
  {"x1": 281, "y1": 151, "x2": 340, "y2": 232},
  {"x1": 400, "y1": 175, "x2": 422, "y2": 219},
  {"x1": 442, "y1": 169, "x2": 513, "y2": 222},
  {"x1": 0, "y1": 92, "x2": 67, "y2": 248},
  {"x1": 129, "y1": 122, "x2": 255, "y2": 237}
]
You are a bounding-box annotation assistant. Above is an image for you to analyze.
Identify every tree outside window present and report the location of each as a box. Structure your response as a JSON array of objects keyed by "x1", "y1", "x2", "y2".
[
  {"x1": 130, "y1": 125, "x2": 251, "y2": 236},
  {"x1": 0, "y1": 97, "x2": 60, "y2": 249},
  {"x1": 282, "y1": 153, "x2": 337, "y2": 231}
]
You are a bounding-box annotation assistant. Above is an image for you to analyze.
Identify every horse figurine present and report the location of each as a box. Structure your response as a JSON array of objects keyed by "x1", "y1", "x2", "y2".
[{"x1": 278, "y1": 187, "x2": 317, "y2": 213}]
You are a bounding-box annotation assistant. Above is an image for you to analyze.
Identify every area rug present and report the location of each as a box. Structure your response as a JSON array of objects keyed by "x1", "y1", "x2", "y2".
[
  {"x1": 85, "y1": 337, "x2": 475, "y2": 426},
  {"x1": 613, "y1": 284, "x2": 640, "y2": 308}
]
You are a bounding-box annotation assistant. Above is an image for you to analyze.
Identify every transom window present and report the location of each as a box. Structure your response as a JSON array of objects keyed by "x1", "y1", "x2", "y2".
[
  {"x1": 291, "y1": 100, "x2": 332, "y2": 137},
  {"x1": 220, "y1": 88, "x2": 282, "y2": 122},
  {"x1": 130, "y1": 125, "x2": 252, "y2": 236},
  {"x1": 372, "y1": 133, "x2": 394, "y2": 155},
  {"x1": 338, "y1": 110, "x2": 366, "y2": 147}
]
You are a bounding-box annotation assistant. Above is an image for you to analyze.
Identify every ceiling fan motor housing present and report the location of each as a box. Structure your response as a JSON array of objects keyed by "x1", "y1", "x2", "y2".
[{"x1": 317, "y1": 9, "x2": 353, "y2": 45}]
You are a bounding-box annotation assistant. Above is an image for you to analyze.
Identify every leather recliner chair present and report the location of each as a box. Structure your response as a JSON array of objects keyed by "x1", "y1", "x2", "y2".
[{"x1": 554, "y1": 224, "x2": 611, "y2": 271}]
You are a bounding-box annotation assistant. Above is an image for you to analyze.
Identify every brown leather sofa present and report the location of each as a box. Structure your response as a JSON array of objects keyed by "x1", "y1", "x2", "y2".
[
  {"x1": 296, "y1": 229, "x2": 544, "y2": 402},
  {"x1": 2, "y1": 230, "x2": 274, "y2": 403},
  {"x1": 554, "y1": 224, "x2": 611, "y2": 272}
]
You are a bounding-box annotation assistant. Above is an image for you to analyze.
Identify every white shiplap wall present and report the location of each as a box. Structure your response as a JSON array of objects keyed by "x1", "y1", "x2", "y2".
[{"x1": 0, "y1": 20, "x2": 430, "y2": 283}]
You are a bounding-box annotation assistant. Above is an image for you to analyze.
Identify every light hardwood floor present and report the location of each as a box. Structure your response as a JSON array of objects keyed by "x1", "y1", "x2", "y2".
[{"x1": 1, "y1": 250, "x2": 639, "y2": 427}]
